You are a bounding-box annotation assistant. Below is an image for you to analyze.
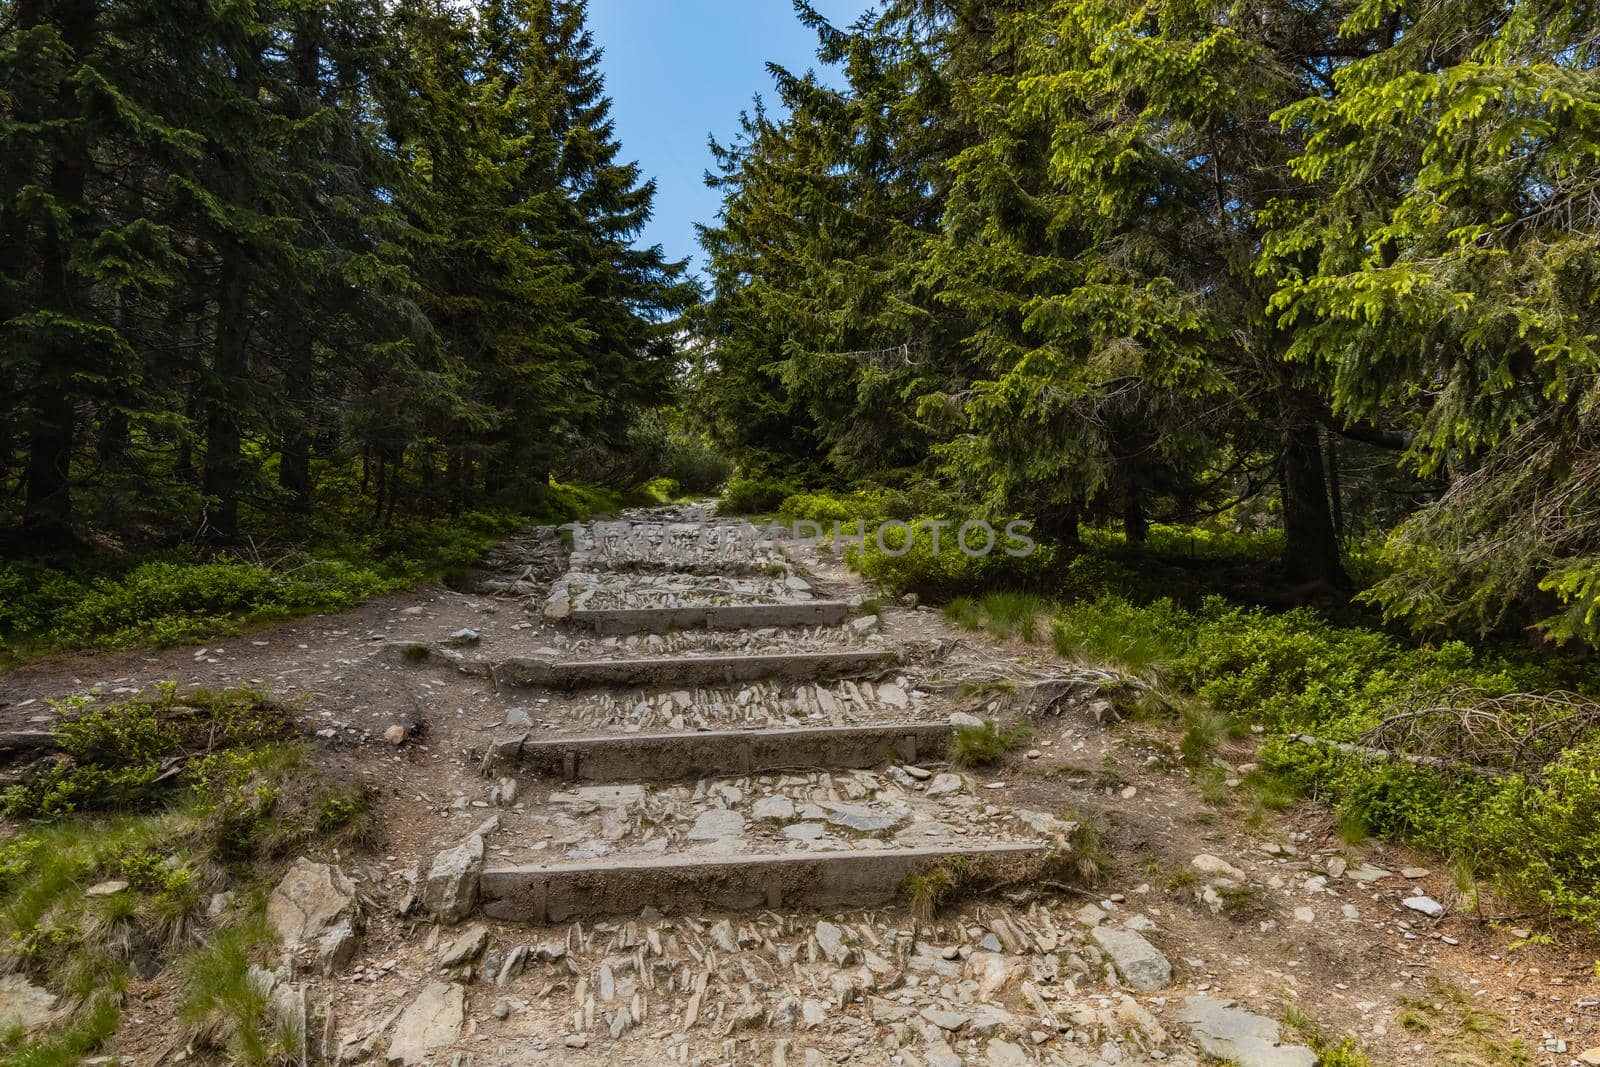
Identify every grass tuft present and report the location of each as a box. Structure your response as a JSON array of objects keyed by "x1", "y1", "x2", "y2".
[
  {"x1": 948, "y1": 717, "x2": 1035, "y2": 766},
  {"x1": 176, "y1": 913, "x2": 297, "y2": 1065}
]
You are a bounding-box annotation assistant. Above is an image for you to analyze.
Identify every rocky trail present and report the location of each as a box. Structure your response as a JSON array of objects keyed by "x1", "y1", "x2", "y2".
[{"x1": 4, "y1": 504, "x2": 1599, "y2": 1066}]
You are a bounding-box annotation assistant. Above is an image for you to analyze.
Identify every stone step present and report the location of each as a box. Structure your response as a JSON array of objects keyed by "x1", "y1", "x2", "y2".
[
  {"x1": 568, "y1": 601, "x2": 852, "y2": 635},
  {"x1": 492, "y1": 650, "x2": 896, "y2": 690},
  {"x1": 478, "y1": 842, "x2": 1045, "y2": 924},
  {"x1": 487, "y1": 723, "x2": 953, "y2": 781}
]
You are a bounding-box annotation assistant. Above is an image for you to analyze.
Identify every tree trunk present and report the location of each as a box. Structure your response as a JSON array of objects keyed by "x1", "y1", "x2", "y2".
[
  {"x1": 0, "y1": 0, "x2": 45, "y2": 503},
  {"x1": 21, "y1": 0, "x2": 96, "y2": 542},
  {"x1": 98, "y1": 406, "x2": 129, "y2": 465},
  {"x1": 1281, "y1": 417, "x2": 1349, "y2": 588},
  {"x1": 1324, "y1": 430, "x2": 1344, "y2": 545},
  {"x1": 1035, "y1": 500, "x2": 1082, "y2": 549},
  {"x1": 202, "y1": 40, "x2": 262, "y2": 544},
  {"x1": 204, "y1": 247, "x2": 249, "y2": 542},
  {"x1": 23, "y1": 391, "x2": 75, "y2": 539},
  {"x1": 277, "y1": 17, "x2": 320, "y2": 516},
  {"x1": 279, "y1": 326, "x2": 314, "y2": 513}
]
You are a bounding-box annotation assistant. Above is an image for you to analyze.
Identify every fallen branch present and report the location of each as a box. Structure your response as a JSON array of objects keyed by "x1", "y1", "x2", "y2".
[{"x1": 1289, "y1": 733, "x2": 1507, "y2": 778}]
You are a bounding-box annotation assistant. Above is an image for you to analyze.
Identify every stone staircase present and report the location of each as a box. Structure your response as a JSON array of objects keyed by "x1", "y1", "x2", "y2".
[{"x1": 471, "y1": 509, "x2": 1052, "y2": 928}]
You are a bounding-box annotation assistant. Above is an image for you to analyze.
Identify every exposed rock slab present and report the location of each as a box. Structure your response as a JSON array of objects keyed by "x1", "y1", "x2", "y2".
[
  {"x1": 386, "y1": 981, "x2": 465, "y2": 1065},
  {"x1": 1176, "y1": 996, "x2": 1317, "y2": 1067}
]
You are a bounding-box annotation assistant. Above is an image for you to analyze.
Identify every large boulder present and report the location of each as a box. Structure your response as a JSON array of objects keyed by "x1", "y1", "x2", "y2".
[
  {"x1": 268, "y1": 857, "x2": 359, "y2": 975},
  {"x1": 422, "y1": 834, "x2": 484, "y2": 924}
]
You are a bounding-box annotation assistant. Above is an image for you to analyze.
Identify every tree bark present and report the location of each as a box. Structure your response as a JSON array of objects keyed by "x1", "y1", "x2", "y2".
[
  {"x1": 1280, "y1": 415, "x2": 1349, "y2": 588},
  {"x1": 0, "y1": 0, "x2": 45, "y2": 502},
  {"x1": 1118, "y1": 451, "x2": 1149, "y2": 547},
  {"x1": 22, "y1": 0, "x2": 97, "y2": 542},
  {"x1": 279, "y1": 325, "x2": 314, "y2": 513},
  {"x1": 204, "y1": 245, "x2": 249, "y2": 542},
  {"x1": 202, "y1": 40, "x2": 262, "y2": 543},
  {"x1": 277, "y1": 16, "x2": 321, "y2": 515},
  {"x1": 1324, "y1": 429, "x2": 1344, "y2": 544}
]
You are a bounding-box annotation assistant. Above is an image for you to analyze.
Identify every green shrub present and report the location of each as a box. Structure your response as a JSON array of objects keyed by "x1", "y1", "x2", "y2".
[
  {"x1": 715, "y1": 476, "x2": 797, "y2": 516},
  {"x1": 847, "y1": 517, "x2": 1055, "y2": 599},
  {"x1": 776, "y1": 489, "x2": 887, "y2": 524},
  {"x1": 3, "y1": 686, "x2": 297, "y2": 817},
  {"x1": 0, "y1": 505, "x2": 599, "y2": 662}
]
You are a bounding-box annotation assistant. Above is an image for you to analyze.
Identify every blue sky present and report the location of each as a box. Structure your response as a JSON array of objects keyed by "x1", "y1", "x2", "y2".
[{"x1": 587, "y1": 0, "x2": 873, "y2": 280}]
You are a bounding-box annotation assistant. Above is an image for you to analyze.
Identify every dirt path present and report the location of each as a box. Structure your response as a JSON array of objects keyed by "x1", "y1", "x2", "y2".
[{"x1": 3, "y1": 510, "x2": 1597, "y2": 1066}]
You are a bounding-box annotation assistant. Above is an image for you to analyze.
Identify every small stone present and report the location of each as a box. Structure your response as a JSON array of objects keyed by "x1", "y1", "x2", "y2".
[
  {"x1": 1191, "y1": 854, "x2": 1247, "y2": 882},
  {"x1": 710, "y1": 919, "x2": 739, "y2": 953},
  {"x1": 814, "y1": 921, "x2": 854, "y2": 965},
  {"x1": 753, "y1": 795, "x2": 796, "y2": 821},
  {"x1": 564, "y1": 1034, "x2": 588, "y2": 1049},
  {"x1": 926, "y1": 773, "x2": 964, "y2": 797},
  {"x1": 870, "y1": 996, "x2": 913, "y2": 1022},
  {"x1": 920, "y1": 1007, "x2": 970, "y2": 1031},
  {"x1": 825, "y1": 804, "x2": 902, "y2": 833},
  {"x1": 985, "y1": 1038, "x2": 1029, "y2": 1066},
  {"x1": 1292, "y1": 907, "x2": 1315, "y2": 923},
  {"x1": 686, "y1": 809, "x2": 746, "y2": 840},
  {"x1": 492, "y1": 998, "x2": 511, "y2": 1020},
  {"x1": 85, "y1": 880, "x2": 129, "y2": 897},
  {"x1": 1401, "y1": 866, "x2": 1431, "y2": 880},
  {"x1": 384, "y1": 724, "x2": 408, "y2": 745},
  {"x1": 317, "y1": 920, "x2": 358, "y2": 976},
  {"x1": 438, "y1": 923, "x2": 489, "y2": 968},
  {"x1": 949, "y1": 712, "x2": 985, "y2": 728},
  {"x1": 1402, "y1": 896, "x2": 1445, "y2": 919},
  {"x1": 422, "y1": 835, "x2": 484, "y2": 924},
  {"x1": 504, "y1": 708, "x2": 533, "y2": 729},
  {"x1": 1090, "y1": 926, "x2": 1172, "y2": 992}
]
